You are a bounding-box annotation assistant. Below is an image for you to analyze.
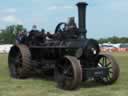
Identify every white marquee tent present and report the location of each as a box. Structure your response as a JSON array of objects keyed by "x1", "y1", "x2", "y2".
[{"x1": 0, "y1": 44, "x2": 13, "y2": 53}]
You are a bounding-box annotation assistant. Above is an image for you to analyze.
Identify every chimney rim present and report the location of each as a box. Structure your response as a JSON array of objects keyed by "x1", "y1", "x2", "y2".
[{"x1": 76, "y1": 2, "x2": 88, "y2": 6}]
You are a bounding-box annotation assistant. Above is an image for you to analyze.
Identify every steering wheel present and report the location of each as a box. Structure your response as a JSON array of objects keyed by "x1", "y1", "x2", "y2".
[{"x1": 55, "y1": 22, "x2": 67, "y2": 33}]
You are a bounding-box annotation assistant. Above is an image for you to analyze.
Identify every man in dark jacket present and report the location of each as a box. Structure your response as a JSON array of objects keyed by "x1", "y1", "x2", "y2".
[
  {"x1": 28, "y1": 25, "x2": 46, "y2": 44},
  {"x1": 16, "y1": 30, "x2": 27, "y2": 44},
  {"x1": 29, "y1": 25, "x2": 39, "y2": 37}
]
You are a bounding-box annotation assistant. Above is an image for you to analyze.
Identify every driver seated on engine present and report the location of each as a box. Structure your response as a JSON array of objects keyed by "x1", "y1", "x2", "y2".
[
  {"x1": 28, "y1": 25, "x2": 46, "y2": 44},
  {"x1": 64, "y1": 17, "x2": 80, "y2": 39},
  {"x1": 47, "y1": 17, "x2": 80, "y2": 40}
]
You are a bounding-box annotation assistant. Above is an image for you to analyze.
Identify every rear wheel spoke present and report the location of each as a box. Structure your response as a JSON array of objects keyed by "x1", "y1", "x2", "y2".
[
  {"x1": 64, "y1": 75, "x2": 73, "y2": 80},
  {"x1": 57, "y1": 64, "x2": 65, "y2": 70},
  {"x1": 64, "y1": 65, "x2": 72, "y2": 74}
]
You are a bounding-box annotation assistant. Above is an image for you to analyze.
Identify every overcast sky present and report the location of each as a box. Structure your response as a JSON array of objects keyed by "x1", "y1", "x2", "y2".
[{"x1": 0, "y1": 0, "x2": 128, "y2": 38}]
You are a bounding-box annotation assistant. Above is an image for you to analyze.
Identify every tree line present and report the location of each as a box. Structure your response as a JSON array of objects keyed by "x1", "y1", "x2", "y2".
[
  {"x1": 0, "y1": 25, "x2": 26, "y2": 44},
  {"x1": 0, "y1": 25, "x2": 128, "y2": 44},
  {"x1": 98, "y1": 36, "x2": 128, "y2": 44}
]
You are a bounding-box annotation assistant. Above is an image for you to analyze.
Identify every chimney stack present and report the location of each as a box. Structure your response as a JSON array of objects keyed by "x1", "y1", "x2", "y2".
[{"x1": 76, "y1": 2, "x2": 88, "y2": 39}]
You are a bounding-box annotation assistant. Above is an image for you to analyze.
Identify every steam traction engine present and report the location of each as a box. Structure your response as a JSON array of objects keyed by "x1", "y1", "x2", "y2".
[{"x1": 8, "y1": 2, "x2": 120, "y2": 90}]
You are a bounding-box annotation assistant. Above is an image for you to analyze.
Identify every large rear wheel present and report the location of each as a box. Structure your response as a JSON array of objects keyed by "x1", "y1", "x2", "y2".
[
  {"x1": 8, "y1": 44, "x2": 32, "y2": 78},
  {"x1": 55, "y1": 56, "x2": 82, "y2": 90}
]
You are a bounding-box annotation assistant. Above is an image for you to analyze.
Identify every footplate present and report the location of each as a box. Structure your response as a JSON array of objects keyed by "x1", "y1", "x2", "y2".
[{"x1": 85, "y1": 67, "x2": 109, "y2": 79}]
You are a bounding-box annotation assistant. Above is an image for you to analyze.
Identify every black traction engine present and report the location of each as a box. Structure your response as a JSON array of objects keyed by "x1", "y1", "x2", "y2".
[{"x1": 8, "y1": 2, "x2": 120, "y2": 90}]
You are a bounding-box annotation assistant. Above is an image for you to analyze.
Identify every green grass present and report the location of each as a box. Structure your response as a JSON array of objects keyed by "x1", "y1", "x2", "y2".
[{"x1": 0, "y1": 53, "x2": 128, "y2": 96}]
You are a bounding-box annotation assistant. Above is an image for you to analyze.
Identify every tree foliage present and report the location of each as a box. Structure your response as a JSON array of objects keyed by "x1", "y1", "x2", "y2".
[
  {"x1": 98, "y1": 36, "x2": 128, "y2": 44},
  {"x1": 0, "y1": 25, "x2": 26, "y2": 44}
]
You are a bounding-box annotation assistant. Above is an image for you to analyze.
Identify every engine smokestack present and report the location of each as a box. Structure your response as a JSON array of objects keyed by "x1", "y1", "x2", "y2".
[{"x1": 76, "y1": 2, "x2": 88, "y2": 39}]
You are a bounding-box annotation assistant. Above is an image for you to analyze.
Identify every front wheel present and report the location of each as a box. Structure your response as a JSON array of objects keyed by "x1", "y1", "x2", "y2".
[{"x1": 96, "y1": 54, "x2": 120, "y2": 84}]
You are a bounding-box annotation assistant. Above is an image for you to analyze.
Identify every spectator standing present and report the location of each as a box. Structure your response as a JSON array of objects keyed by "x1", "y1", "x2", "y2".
[{"x1": 15, "y1": 30, "x2": 27, "y2": 44}]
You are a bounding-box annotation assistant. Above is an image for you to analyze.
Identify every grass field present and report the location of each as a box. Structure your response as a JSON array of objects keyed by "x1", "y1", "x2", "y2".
[{"x1": 0, "y1": 53, "x2": 128, "y2": 96}]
